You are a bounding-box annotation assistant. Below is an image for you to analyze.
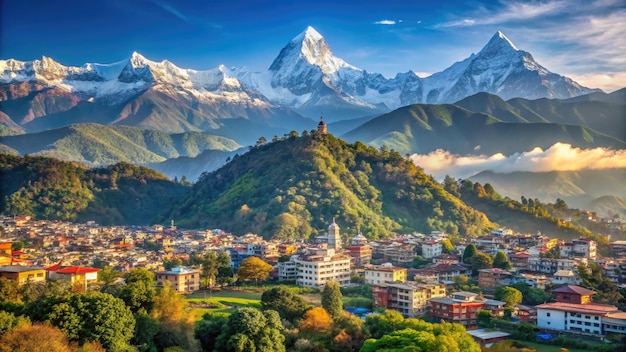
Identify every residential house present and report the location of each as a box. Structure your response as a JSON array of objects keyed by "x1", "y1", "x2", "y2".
[
  {"x1": 551, "y1": 270, "x2": 580, "y2": 286},
  {"x1": 420, "y1": 240, "x2": 442, "y2": 259},
  {"x1": 47, "y1": 265, "x2": 100, "y2": 289},
  {"x1": 348, "y1": 233, "x2": 372, "y2": 268},
  {"x1": 430, "y1": 291, "x2": 484, "y2": 330},
  {"x1": 536, "y1": 285, "x2": 626, "y2": 336},
  {"x1": 373, "y1": 282, "x2": 446, "y2": 317},
  {"x1": 154, "y1": 266, "x2": 200, "y2": 294},
  {"x1": 0, "y1": 265, "x2": 46, "y2": 285},
  {"x1": 364, "y1": 263, "x2": 407, "y2": 285},
  {"x1": 478, "y1": 268, "x2": 512, "y2": 292}
]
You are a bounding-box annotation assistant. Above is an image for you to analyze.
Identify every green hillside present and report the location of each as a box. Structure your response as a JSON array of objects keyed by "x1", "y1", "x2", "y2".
[
  {"x1": 166, "y1": 132, "x2": 495, "y2": 240},
  {"x1": 0, "y1": 123, "x2": 240, "y2": 167},
  {"x1": 447, "y1": 178, "x2": 614, "y2": 245},
  {"x1": 342, "y1": 103, "x2": 625, "y2": 155},
  {"x1": 469, "y1": 169, "x2": 626, "y2": 211},
  {"x1": 0, "y1": 154, "x2": 188, "y2": 225},
  {"x1": 455, "y1": 92, "x2": 626, "y2": 140}
]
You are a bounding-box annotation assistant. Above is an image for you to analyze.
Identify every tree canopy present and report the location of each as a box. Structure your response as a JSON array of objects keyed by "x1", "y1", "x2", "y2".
[
  {"x1": 492, "y1": 251, "x2": 511, "y2": 270},
  {"x1": 494, "y1": 286, "x2": 523, "y2": 308},
  {"x1": 260, "y1": 286, "x2": 310, "y2": 323},
  {"x1": 214, "y1": 307, "x2": 285, "y2": 352},
  {"x1": 321, "y1": 281, "x2": 343, "y2": 318},
  {"x1": 237, "y1": 257, "x2": 274, "y2": 285},
  {"x1": 46, "y1": 291, "x2": 135, "y2": 351}
]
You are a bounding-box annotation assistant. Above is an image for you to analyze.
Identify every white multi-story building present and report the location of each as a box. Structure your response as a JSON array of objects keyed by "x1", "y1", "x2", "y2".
[
  {"x1": 536, "y1": 302, "x2": 619, "y2": 335},
  {"x1": 528, "y1": 257, "x2": 578, "y2": 274},
  {"x1": 292, "y1": 248, "x2": 351, "y2": 288},
  {"x1": 276, "y1": 260, "x2": 297, "y2": 282},
  {"x1": 421, "y1": 240, "x2": 442, "y2": 259}
]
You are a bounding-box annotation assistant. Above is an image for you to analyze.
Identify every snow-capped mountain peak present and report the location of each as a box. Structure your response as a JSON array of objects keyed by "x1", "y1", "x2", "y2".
[
  {"x1": 478, "y1": 31, "x2": 520, "y2": 57},
  {"x1": 292, "y1": 26, "x2": 324, "y2": 44},
  {"x1": 128, "y1": 51, "x2": 152, "y2": 68}
]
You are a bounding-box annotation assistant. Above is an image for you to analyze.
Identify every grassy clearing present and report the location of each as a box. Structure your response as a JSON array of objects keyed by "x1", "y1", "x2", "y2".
[
  {"x1": 187, "y1": 289, "x2": 262, "y2": 321},
  {"x1": 519, "y1": 341, "x2": 590, "y2": 352}
]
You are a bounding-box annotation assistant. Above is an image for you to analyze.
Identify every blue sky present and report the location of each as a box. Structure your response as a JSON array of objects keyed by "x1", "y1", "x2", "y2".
[{"x1": 2, "y1": 0, "x2": 624, "y2": 91}]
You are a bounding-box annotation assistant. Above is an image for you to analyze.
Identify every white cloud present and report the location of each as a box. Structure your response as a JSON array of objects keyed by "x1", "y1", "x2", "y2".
[
  {"x1": 410, "y1": 143, "x2": 626, "y2": 180},
  {"x1": 567, "y1": 72, "x2": 626, "y2": 92},
  {"x1": 374, "y1": 20, "x2": 396, "y2": 25},
  {"x1": 436, "y1": 0, "x2": 568, "y2": 27}
]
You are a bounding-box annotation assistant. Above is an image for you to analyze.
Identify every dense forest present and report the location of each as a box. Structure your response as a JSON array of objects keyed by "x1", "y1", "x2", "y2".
[
  {"x1": 166, "y1": 131, "x2": 494, "y2": 240},
  {"x1": 0, "y1": 154, "x2": 188, "y2": 225},
  {"x1": 2, "y1": 131, "x2": 617, "y2": 244}
]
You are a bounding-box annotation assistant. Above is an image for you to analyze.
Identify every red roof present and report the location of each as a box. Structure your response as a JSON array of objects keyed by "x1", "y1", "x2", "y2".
[
  {"x1": 536, "y1": 302, "x2": 618, "y2": 315},
  {"x1": 551, "y1": 285, "x2": 594, "y2": 295},
  {"x1": 54, "y1": 266, "x2": 100, "y2": 274},
  {"x1": 45, "y1": 261, "x2": 63, "y2": 271}
]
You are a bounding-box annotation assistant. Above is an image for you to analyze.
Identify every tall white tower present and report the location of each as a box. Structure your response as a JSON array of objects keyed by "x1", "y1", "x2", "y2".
[{"x1": 327, "y1": 217, "x2": 341, "y2": 250}]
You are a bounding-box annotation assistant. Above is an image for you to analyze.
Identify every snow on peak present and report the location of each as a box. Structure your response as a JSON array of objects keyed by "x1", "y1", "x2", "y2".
[
  {"x1": 291, "y1": 26, "x2": 324, "y2": 44},
  {"x1": 128, "y1": 51, "x2": 151, "y2": 68},
  {"x1": 480, "y1": 31, "x2": 519, "y2": 56}
]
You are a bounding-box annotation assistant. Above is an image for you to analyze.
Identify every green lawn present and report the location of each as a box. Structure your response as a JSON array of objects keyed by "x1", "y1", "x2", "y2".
[
  {"x1": 187, "y1": 289, "x2": 262, "y2": 321},
  {"x1": 520, "y1": 341, "x2": 590, "y2": 352}
]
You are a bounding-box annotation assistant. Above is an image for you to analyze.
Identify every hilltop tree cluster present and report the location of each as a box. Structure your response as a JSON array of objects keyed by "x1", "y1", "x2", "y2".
[
  {"x1": 170, "y1": 133, "x2": 494, "y2": 240},
  {"x1": 0, "y1": 155, "x2": 188, "y2": 225}
]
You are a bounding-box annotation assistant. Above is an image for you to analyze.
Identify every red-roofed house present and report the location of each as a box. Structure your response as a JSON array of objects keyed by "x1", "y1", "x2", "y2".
[
  {"x1": 47, "y1": 265, "x2": 100, "y2": 289},
  {"x1": 551, "y1": 285, "x2": 594, "y2": 304},
  {"x1": 536, "y1": 285, "x2": 626, "y2": 336}
]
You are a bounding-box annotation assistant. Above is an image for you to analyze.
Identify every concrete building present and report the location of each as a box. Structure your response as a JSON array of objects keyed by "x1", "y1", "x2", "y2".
[
  {"x1": 364, "y1": 263, "x2": 407, "y2": 285},
  {"x1": 536, "y1": 285, "x2": 626, "y2": 336},
  {"x1": 155, "y1": 266, "x2": 201, "y2": 294},
  {"x1": 348, "y1": 233, "x2": 372, "y2": 268},
  {"x1": 430, "y1": 291, "x2": 484, "y2": 330},
  {"x1": 373, "y1": 282, "x2": 446, "y2": 317},
  {"x1": 478, "y1": 268, "x2": 512, "y2": 292},
  {"x1": 421, "y1": 240, "x2": 442, "y2": 259},
  {"x1": 0, "y1": 265, "x2": 46, "y2": 285},
  {"x1": 292, "y1": 248, "x2": 351, "y2": 288}
]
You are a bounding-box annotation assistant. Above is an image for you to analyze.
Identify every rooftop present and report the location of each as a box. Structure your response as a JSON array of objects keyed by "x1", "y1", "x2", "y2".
[
  {"x1": 551, "y1": 285, "x2": 594, "y2": 295},
  {"x1": 535, "y1": 302, "x2": 618, "y2": 315},
  {"x1": 0, "y1": 265, "x2": 45, "y2": 273}
]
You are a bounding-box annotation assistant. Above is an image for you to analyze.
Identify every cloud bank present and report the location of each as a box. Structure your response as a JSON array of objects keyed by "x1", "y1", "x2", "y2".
[{"x1": 410, "y1": 143, "x2": 626, "y2": 180}]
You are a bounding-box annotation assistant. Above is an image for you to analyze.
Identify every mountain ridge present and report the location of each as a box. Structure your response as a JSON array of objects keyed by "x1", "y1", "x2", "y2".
[{"x1": 0, "y1": 28, "x2": 602, "y2": 139}]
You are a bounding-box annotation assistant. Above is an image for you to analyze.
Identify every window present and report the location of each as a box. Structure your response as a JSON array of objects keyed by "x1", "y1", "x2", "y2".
[{"x1": 546, "y1": 313, "x2": 551, "y2": 317}]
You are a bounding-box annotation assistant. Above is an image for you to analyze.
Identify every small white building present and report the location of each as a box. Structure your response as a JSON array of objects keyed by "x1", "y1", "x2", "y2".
[{"x1": 421, "y1": 240, "x2": 442, "y2": 259}]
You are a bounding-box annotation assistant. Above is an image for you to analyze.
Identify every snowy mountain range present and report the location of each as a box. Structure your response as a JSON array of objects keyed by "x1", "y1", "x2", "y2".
[{"x1": 0, "y1": 26, "x2": 600, "y2": 139}]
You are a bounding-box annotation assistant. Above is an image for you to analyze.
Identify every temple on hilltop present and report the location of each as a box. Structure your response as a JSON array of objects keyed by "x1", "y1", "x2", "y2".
[{"x1": 317, "y1": 114, "x2": 327, "y2": 135}]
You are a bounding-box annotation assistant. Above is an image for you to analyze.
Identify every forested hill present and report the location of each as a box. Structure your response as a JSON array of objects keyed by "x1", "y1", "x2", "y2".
[
  {"x1": 165, "y1": 132, "x2": 495, "y2": 239},
  {"x1": 0, "y1": 154, "x2": 188, "y2": 225}
]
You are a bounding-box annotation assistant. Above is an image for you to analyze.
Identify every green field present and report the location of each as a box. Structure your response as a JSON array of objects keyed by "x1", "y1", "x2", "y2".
[
  {"x1": 187, "y1": 290, "x2": 262, "y2": 321},
  {"x1": 520, "y1": 341, "x2": 590, "y2": 352}
]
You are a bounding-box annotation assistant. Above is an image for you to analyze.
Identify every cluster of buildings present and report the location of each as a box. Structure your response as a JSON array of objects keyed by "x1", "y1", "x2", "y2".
[{"x1": 2, "y1": 214, "x2": 626, "y2": 340}]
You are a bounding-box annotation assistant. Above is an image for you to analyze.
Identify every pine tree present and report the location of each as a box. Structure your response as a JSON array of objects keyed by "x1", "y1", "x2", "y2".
[
  {"x1": 463, "y1": 244, "x2": 478, "y2": 264},
  {"x1": 492, "y1": 251, "x2": 512, "y2": 270},
  {"x1": 321, "y1": 281, "x2": 343, "y2": 318}
]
